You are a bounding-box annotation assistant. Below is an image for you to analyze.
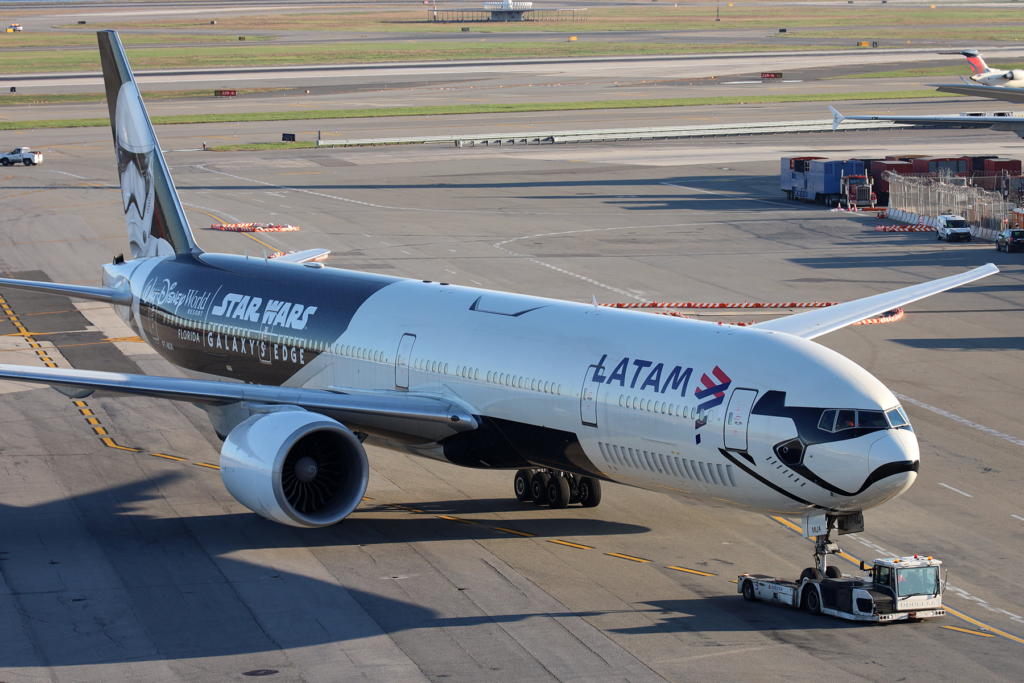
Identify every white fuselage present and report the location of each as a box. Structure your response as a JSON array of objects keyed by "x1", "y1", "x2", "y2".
[{"x1": 107, "y1": 256, "x2": 921, "y2": 521}]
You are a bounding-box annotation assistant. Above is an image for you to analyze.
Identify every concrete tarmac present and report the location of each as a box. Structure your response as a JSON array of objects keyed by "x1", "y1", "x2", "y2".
[{"x1": 1, "y1": 120, "x2": 1023, "y2": 682}]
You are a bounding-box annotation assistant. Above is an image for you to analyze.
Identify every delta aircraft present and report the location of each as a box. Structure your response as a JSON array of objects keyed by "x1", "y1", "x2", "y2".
[
  {"x1": 930, "y1": 50, "x2": 1024, "y2": 105},
  {"x1": 0, "y1": 32, "x2": 1000, "y2": 575}
]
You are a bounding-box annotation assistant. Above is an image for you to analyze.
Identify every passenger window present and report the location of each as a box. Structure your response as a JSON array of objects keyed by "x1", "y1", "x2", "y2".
[
  {"x1": 818, "y1": 410, "x2": 837, "y2": 432},
  {"x1": 836, "y1": 410, "x2": 856, "y2": 431},
  {"x1": 858, "y1": 411, "x2": 887, "y2": 429}
]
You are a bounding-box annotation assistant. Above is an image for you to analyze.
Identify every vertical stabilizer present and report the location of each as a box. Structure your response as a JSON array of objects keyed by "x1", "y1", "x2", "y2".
[
  {"x1": 97, "y1": 30, "x2": 200, "y2": 258},
  {"x1": 961, "y1": 49, "x2": 991, "y2": 76}
]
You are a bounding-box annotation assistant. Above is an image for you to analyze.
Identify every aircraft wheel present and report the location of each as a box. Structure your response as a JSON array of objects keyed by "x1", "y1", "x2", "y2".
[
  {"x1": 805, "y1": 587, "x2": 823, "y2": 615},
  {"x1": 742, "y1": 580, "x2": 758, "y2": 602},
  {"x1": 530, "y1": 472, "x2": 550, "y2": 506},
  {"x1": 578, "y1": 477, "x2": 602, "y2": 507},
  {"x1": 546, "y1": 475, "x2": 570, "y2": 509},
  {"x1": 799, "y1": 567, "x2": 823, "y2": 582},
  {"x1": 513, "y1": 469, "x2": 532, "y2": 502},
  {"x1": 825, "y1": 566, "x2": 843, "y2": 579}
]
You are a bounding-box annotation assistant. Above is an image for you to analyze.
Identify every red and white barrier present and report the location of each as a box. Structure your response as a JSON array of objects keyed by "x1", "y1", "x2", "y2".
[
  {"x1": 601, "y1": 301, "x2": 837, "y2": 309},
  {"x1": 211, "y1": 223, "x2": 300, "y2": 232},
  {"x1": 852, "y1": 308, "x2": 904, "y2": 325}
]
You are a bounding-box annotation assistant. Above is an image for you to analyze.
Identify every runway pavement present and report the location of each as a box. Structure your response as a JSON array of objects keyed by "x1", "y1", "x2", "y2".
[{"x1": 1, "y1": 118, "x2": 1023, "y2": 681}]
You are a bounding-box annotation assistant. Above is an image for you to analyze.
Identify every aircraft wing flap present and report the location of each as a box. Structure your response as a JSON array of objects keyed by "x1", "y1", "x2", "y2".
[
  {"x1": 270, "y1": 249, "x2": 331, "y2": 264},
  {"x1": 0, "y1": 364, "x2": 477, "y2": 431},
  {"x1": 755, "y1": 264, "x2": 999, "y2": 339}
]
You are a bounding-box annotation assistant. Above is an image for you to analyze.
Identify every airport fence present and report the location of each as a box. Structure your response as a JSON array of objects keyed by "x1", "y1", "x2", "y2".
[{"x1": 884, "y1": 171, "x2": 1017, "y2": 232}]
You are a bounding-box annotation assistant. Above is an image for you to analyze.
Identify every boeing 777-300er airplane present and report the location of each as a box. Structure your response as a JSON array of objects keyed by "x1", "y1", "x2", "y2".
[{"x1": 0, "y1": 32, "x2": 1001, "y2": 575}]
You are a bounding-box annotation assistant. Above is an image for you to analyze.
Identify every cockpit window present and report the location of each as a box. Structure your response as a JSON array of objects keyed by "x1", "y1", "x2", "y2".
[
  {"x1": 886, "y1": 408, "x2": 908, "y2": 427},
  {"x1": 817, "y1": 410, "x2": 837, "y2": 432},
  {"x1": 858, "y1": 411, "x2": 888, "y2": 429},
  {"x1": 836, "y1": 410, "x2": 856, "y2": 431}
]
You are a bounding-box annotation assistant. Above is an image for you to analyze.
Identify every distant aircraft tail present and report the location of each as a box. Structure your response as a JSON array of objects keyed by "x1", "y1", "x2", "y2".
[
  {"x1": 97, "y1": 30, "x2": 199, "y2": 259},
  {"x1": 829, "y1": 105, "x2": 845, "y2": 131},
  {"x1": 961, "y1": 49, "x2": 991, "y2": 76}
]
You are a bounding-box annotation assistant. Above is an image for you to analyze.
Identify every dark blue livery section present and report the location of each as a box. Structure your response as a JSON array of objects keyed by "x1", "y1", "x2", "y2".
[{"x1": 138, "y1": 253, "x2": 400, "y2": 385}]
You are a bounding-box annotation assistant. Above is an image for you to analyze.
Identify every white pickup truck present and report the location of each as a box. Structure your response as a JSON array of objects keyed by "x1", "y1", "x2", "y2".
[{"x1": 1, "y1": 147, "x2": 43, "y2": 166}]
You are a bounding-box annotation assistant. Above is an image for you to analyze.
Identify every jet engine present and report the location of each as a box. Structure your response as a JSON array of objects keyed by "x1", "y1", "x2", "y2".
[
  {"x1": 220, "y1": 409, "x2": 369, "y2": 528},
  {"x1": 1005, "y1": 70, "x2": 1024, "y2": 81}
]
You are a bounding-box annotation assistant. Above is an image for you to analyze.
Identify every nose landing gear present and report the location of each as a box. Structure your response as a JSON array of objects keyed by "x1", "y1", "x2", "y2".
[
  {"x1": 802, "y1": 516, "x2": 844, "y2": 581},
  {"x1": 513, "y1": 469, "x2": 602, "y2": 508}
]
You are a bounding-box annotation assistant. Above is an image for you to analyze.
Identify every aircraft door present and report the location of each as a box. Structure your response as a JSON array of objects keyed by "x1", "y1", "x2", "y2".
[
  {"x1": 395, "y1": 333, "x2": 416, "y2": 388},
  {"x1": 580, "y1": 364, "x2": 603, "y2": 426},
  {"x1": 724, "y1": 388, "x2": 758, "y2": 450}
]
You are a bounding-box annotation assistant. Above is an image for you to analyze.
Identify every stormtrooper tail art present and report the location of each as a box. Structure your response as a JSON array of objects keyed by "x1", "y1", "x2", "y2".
[{"x1": 98, "y1": 30, "x2": 200, "y2": 259}]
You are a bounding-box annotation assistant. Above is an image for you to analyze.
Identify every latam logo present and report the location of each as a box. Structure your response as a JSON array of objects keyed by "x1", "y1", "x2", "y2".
[
  {"x1": 211, "y1": 293, "x2": 317, "y2": 331},
  {"x1": 592, "y1": 354, "x2": 692, "y2": 396},
  {"x1": 693, "y1": 366, "x2": 731, "y2": 443}
]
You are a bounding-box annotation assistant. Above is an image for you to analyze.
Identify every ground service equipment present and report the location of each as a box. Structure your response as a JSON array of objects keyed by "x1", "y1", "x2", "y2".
[{"x1": 738, "y1": 555, "x2": 946, "y2": 622}]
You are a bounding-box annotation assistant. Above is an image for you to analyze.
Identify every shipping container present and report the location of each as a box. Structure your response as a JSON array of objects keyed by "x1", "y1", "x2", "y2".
[
  {"x1": 911, "y1": 157, "x2": 969, "y2": 174},
  {"x1": 983, "y1": 158, "x2": 1022, "y2": 174},
  {"x1": 869, "y1": 160, "x2": 914, "y2": 203},
  {"x1": 969, "y1": 155, "x2": 1000, "y2": 173}
]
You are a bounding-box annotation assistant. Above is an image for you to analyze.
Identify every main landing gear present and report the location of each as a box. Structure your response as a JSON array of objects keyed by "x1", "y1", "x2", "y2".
[{"x1": 513, "y1": 469, "x2": 602, "y2": 509}]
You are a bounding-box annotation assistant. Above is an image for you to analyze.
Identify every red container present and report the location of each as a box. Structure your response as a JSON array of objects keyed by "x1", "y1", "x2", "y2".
[
  {"x1": 870, "y1": 160, "x2": 913, "y2": 194},
  {"x1": 911, "y1": 157, "x2": 969, "y2": 174},
  {"x1": 983, "y1": 158, "x2": 1021, "y2": 174}
]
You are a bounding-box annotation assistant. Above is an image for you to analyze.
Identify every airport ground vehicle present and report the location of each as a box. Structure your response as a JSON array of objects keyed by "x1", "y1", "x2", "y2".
[
  {"x1": 7, "y1": 23, "x2": 22, "y2": 32},
  {"x1": 840, "y1": 173, "x2": 876, "y2": 209},
  {"x1": 1, "y1": 147, "x2": 43, "y2": 166},
  {"x1": 937, "y1": 214, "x2": 972, "y2": 242},
  {"x1": 739, "y1": 555, "x2": 945, "y2": 622},
  {"x1": 781, "y1": 157, "x2": 866, "y2": 206},
  {"x1": 996, "y1": 228, "x2": 1024, "y2": 252}
]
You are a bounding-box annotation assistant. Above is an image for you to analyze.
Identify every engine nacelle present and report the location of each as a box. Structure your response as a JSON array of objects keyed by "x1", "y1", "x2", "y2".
[
  {"x1": 220, "y1": 409, "x2": 369, "y2": 528},
  {"x1": 1006, "y1": 70, "x2": 1024, "y2": 81}
]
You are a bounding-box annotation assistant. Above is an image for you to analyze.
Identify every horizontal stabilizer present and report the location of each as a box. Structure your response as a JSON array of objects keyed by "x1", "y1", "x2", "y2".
[
  {"x1": 0, "y1": 278, "x2": 132, "y2": 305},
  {"x1": 755, "y1": 264, "x2": 999, "y2": 339}
]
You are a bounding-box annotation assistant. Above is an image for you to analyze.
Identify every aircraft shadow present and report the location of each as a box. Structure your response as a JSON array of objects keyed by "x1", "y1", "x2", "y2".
[
  {"x1": 0, "y1": 475, "x2": 654, "y2": 667},
  {"x1": 892, "y1": 336, "x2": 1024, "y2": 350}
]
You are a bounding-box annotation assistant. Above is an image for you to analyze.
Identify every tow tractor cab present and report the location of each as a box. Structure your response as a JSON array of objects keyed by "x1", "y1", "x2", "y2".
[
  {"x1": 937, "y1": 214, "x2": 972, "y2": 242},
  {"x1": 738, "y1": 555, "x2": 945, "y2": 622}
]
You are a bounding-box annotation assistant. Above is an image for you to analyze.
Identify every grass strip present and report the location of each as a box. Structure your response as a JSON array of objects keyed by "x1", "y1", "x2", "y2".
[
  {"x1": 2, "y1": 40, "x2": 843, "y2": 74},
  {"x1": 0, "y1": 90, "x2": 961, "y2": 132},
  {"x1": 65, "y1": 5, "x2": 1024, "y2": 33},
  {"x1": 0, "y1": 87, "x2": 290, "y2": 106},
  {"x1": 834, "y1": 65, "x2": 1016, "y2": 80}
]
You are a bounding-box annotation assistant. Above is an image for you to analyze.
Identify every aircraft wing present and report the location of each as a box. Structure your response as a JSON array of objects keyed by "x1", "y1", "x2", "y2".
[
  {"x1": 0, "y1": 277, "x2": 132, "y2": 305},
  {"x1": 755, "y1": 264, "x2": 999, "y2": 340},
  {"x1": 830, "y1": 105, "x2": 1024, "y2": 134},
  {"x1": 0, "y1": 364, "x2": 477, "y2": 432},
  {"x1": 933, "y1": 82, "x2": 1024, "y2": 105}
]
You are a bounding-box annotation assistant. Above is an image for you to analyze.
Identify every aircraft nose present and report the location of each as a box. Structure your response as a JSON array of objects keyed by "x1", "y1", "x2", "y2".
[{"x1": 867, "y1": 430, "x2": 920, "y2": 499}]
